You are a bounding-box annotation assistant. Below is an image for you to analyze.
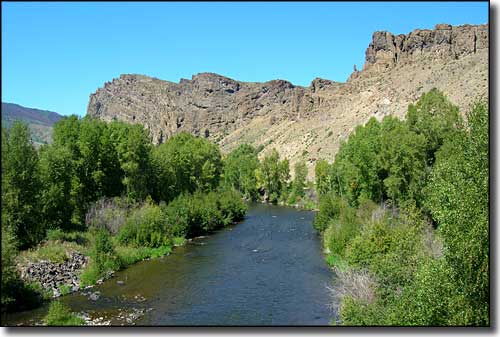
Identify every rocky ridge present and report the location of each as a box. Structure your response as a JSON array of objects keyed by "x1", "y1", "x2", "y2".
[{"x1": 87, "y1": 23, "x2": 488, "y2": 177}]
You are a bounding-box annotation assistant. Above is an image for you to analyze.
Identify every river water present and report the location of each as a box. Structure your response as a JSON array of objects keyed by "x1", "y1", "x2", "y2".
[{"x1": 4, "y1": 203, "x2": 334, "y2": 326}]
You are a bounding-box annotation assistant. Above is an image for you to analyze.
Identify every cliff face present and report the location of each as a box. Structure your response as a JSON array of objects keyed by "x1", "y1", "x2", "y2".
[
  {"x1": 87, "y1": 23, "x2": 488, "y2": 177},
  {"x1": 362, "y1": 24, "x2": 488, "y2": 71},
  {"x1": 87, "y1": 72, "x2": 315, "y2": 144}
]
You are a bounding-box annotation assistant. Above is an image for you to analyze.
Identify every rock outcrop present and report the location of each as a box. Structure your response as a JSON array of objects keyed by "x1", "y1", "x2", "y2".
[
  {"x1": 363, "y1": 24, "x2": 488, "y2": 72},
  {"x1": 87, "y1": 23, "x2": 488, "y2": 177},
  {"x1": 87, "y1": 72, "x2": 313, "y2": 144},
  {"x1": 19, "y1": 252, "x2": 89, "y2": 297}
]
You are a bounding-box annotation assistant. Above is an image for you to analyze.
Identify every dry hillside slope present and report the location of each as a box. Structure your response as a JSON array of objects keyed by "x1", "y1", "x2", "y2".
[{"x1": 87, "y1": 23, "x2": 488, "y2": 178}]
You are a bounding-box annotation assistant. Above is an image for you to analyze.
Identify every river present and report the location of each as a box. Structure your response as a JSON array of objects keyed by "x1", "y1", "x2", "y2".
[{"x1": 3, "y1": 203, "x2": 334, "y2": 326}]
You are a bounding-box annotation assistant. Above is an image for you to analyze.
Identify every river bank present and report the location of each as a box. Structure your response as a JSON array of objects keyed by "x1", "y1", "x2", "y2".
[{"x1": 3, "y1": 203, "x2": 333, "y2": 326}]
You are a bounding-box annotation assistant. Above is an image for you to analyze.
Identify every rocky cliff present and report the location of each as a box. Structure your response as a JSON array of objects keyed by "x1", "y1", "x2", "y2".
[{"x1": 87, "y1": 23, "x2": 488, "y2": 177}]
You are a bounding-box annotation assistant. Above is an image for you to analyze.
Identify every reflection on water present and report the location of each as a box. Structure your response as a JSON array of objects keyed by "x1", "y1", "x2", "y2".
[{"x1": 4, "y1": 203, "x2": 334, "y2": 326}]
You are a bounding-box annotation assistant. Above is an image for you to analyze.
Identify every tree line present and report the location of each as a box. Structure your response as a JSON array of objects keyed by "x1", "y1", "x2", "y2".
[
  {"x1": 313, "y1": 89, "x2": 488, "y2": 326},
  {"x1": 1, "y1": 114, "x2": 310, "y2": 314}
]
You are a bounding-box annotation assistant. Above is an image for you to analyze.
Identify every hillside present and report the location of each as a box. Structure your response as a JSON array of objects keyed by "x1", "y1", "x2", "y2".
[
  {"x1": 2, "y1": 102, "x2": 64, "y2": 144},
  {"x1": 86, "y1": 23, "x2": 488, "y2": 177}
]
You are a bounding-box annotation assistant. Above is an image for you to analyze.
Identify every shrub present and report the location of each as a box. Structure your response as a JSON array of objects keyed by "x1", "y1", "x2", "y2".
[
  {"x1": 79, "y1": 265, "x2": 100, "y2": 288},
  {"x1": 1, "y1": 226, "x2": 42, "y2": 313},
  {"x1": 323, "y1": 203, "x2": 358, "y2": 260},
  {"x1": 43, "y1": 301, "x2": 85, "y2": 326},
  {"x1": 58, "y1": 284, "x2": 72, "y2": 296},
  {"x1": 81, "y1": 229, "x2": 121, "y2": 286},
  {"x1": 46, "y1": 228, "x2": 66, "y2": 242},
  {"x1": 345, "y1": 206, "x2": 430, "y2": 293},
  {"x1": 222, "y1": 144, "x2": 259, "y2": 200},
  {"x1": 117, "y1": 203, "x2": 171, "y2": 248},
  {"x1": 189, "y1": 191, "x2": 223, "y2": 234},
  {"x1": 314, "y1": 195, "x2": 350, "y2": 232},
  {"x1": 85, "y1": 197, "x2": 133, "y2": 235},
  {"x1": 161, "y1": 194, "x2": 191, "y2": 238},
  {"x1": 391, "y1": 258, "x2": 457, "y2": 326},
  {"x1": 424, "y1": 101, "x2": 489, "y2": 325},
  {"x1": 330, "y1": 267, "x2": 377, "y2": 308},
  {"x1": 163, "y1": 189, "x2": 246, "y2": 239},
  {"x1": 217, "y1": 188, "x2": 247, "y2": 224}
]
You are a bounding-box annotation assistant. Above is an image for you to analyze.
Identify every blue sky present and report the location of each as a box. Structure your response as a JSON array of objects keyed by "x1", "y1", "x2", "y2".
[{"x1": 2, "y1": 2, "x2": 488, "y2": 116}]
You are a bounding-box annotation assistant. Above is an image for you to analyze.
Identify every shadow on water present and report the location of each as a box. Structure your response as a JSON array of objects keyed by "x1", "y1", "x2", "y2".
[{"x1": 3, "y1": 203, "x2": 334, "y2": 326}]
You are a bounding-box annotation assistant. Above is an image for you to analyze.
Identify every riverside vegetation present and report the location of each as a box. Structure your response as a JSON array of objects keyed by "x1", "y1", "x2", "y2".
[
  {"x1": 1, "y1": 116, "x2": 311, "y2": 325},
  {"x1": 1, "y1": 88, "x2": 487, "y2": 326},
  {"x1": 314, "y1": 89, "x2": 488, "y2": 326}
]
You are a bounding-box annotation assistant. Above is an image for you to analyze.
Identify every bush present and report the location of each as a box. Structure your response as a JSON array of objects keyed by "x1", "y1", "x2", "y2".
[
  {"x1": 314, "y1": 195, "x2": 350, "y2": 232},
  {"x1": 163, "y1": 189, "x2": 246, "y2": 239},
  {"x1": 161, "y1": 194, "x2": 191, "y2": 238},
  {"x1": 46, "y1": 228, "x2": 66, "y2": 242},
  {"x1": 43, "y1": 301, "x2": 85, "y2": 326},
  {"x1": 85, "y1": 197, "x2": 133, "y2": 235},
  {"x1": 391, "y1": 258, "x2": 457, "y2": 326},
  {"x1": 323, "y1": 202, "x2": 358, "y2": 260},
  {"x1": 345, "y1": 205, "x2": 430, "y2": 293},
  {"x1": 81, "y1": 229, "x2": 121, "y2": 286},
  {"x1": 36, "y1": 244, "x2": 69, "y2": 264},
  {"x1": 79, "y1": 264, "x2": 100, "y2": 287},
  {"x1": 217, "y1": 188, "x2": 247, "y2": 224},
  {"x1": 330, "y1": 267, "x2": 378, "y2": 325},
  {"x1": 1, "y1": 226, "x2": 44, "y2": 313},
  {"x1": 117, "y1": 203, "x2": 171, "y2": 248},
  {"x1": 222, "y1": 144, "x2": 259, "y2": 200},
  {"x1": 424, "y1": 101, "x2": 489, "y2": 325},
  {"x1": 58, "y1": 284, "x2": 72, "y2": 296}
]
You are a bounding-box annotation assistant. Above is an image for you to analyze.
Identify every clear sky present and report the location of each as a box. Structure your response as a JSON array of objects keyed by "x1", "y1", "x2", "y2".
[{"x1": 2, "y1": 1, "x2": 488, "y2": 116}]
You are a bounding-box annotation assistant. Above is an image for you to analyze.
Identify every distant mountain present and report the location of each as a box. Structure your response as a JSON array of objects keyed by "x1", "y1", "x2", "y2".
[{"x1": 2, "y1": 102, "x2": 64, "y2": 144}]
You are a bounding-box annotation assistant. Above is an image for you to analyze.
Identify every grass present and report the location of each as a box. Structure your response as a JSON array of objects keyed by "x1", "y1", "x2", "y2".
[
  {"x1": 27, "y1": 281, "x2": 53, "y2": 300},
  {"x1": 44, "y1": 301, "x2": 85, "y2": 326},
  {"x1": 18, "y1": 242, "x2": 70, "y2": 264},
  {"x1": 58, "y1": 284, "x2": 72, "y2": 296},
  {"x1": 115, "y1": 244, "x2": 172, "y2": 267},
  {"x1": 18, "y1": 231, "x2": 90, "y2": 266},
  {"x1": 79, "y1": 264, "x2": 101, "y2": 288},
  {"x1": 79, "y1": 244, "x2": 173, "y2": 288},
  {"x1": 325, "y1": 253, "x2": 348, "y2": 271},
  {"x1": 173, "y1": 236, "x2": 187, "y2": 247}
]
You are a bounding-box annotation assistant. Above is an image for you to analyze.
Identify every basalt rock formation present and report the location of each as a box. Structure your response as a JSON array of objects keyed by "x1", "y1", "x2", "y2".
[{"x1": 87, "y1": 23, "x2": 488, "y2": 177}]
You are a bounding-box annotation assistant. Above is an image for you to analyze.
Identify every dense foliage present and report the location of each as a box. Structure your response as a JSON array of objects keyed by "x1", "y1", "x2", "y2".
[
  {"x1": 1, "y1": 117, "x2": 250, "y2": 316},
  {"x1": 256, "y1": 149, "x2": 291, "y2": 203},
  {"x1": 152, "y1": 132, "x2": 223, "y2": 202},
  {"x1": 222, "y1": 144, "x2": 260, "y2": 200},
  {"x1": 2, "y1": 122, "x2": 42, "y2": 248},
  {"x1": 316, "y1": 90, "x2": 489, "y2": 326}
]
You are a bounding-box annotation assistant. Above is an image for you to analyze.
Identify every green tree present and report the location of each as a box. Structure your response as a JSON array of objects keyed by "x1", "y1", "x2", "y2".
[
  {"x1": 378, "y1": 116, "x2": 427, "y2": 205},
  {"x1": 292, "y1": 160, "x2": 307, "y2": 198},
  {"x1": 118, "y1": 124, "x2": 153, "y2": 200},
  {"x1": 407, "y1": 88, "x2": 462, "y2": 166},
  {"x1": 315, "y1": 159, "x2": 332, "y2": 196},
  {"x1": 425, "y1": 101, "x2": 489, "y2": 325},
  {"x1": 1, "y1": 224, "x2": 19, "y2": 309},
  {"x1": 152, "y1": 132, "x2": 222, "y2": 201},
  {"x1": 223, "y1": 144, "x2": 259, "y2": 200},
  {"x1": 258, "y1": 149, "x2": 290, "y2": 203},
  {"x1": 3, "y1": 122, "x2": 42, "y2": 248},
  {"x1": 39, "y1": 145, "x2": 75, "y2": 231},
  {"x1": 331, "y1": 118, "x2": 384, "y2": 206}
]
